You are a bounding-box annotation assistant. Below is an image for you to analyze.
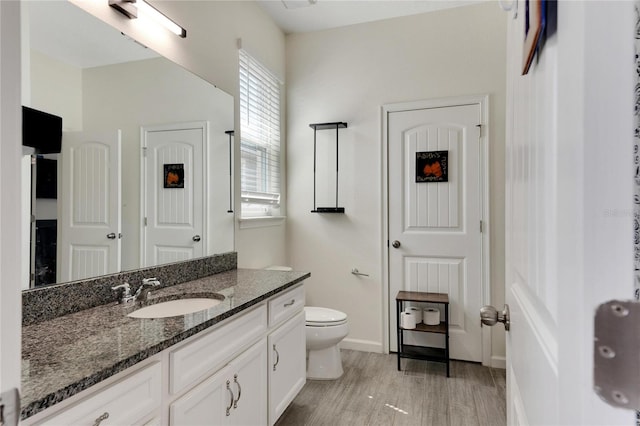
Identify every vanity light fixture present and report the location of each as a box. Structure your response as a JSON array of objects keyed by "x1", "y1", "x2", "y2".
[{"x1": 109, "y1": 0, "x2": 187, "y2": 38}]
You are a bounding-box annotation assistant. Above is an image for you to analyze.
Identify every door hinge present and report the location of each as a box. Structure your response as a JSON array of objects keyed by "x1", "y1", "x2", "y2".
[
  {"x1": 0, "y1": 388, "x2": 20, "y2": 426},
  {"x1": 594, "y1": 300, "x2": 640, "y2": 410},
  {"x1": 476, "y1": 124, "x2": 482, "y2": 137},
  {"x1": 480, "y1": 220, "x2": 483, "y2": 233},
  {"x1": 144, "y1": 217, "x2": 147, "y2": 226},
  {"x1": 142, "y1": 146, "x2": 147, "y2": 156}
]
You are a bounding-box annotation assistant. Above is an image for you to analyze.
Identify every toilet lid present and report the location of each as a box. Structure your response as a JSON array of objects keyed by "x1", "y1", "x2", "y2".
[
  {"x1": 305, "y1": 306, "x2": 347, "y2": 326},
  {"x1": 265, "y1": 265, "x2": 292, "y2": 271}
]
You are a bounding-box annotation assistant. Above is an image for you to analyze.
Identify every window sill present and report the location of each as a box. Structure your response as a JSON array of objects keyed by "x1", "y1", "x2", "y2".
[{"x1": 238, "y1": 216, "x2": 286, "y2": 229}]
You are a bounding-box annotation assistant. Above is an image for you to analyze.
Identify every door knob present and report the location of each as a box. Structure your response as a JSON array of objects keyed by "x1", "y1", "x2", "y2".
[
  {"x1": 480, "y1": 304, "x2": 510, "y2": 331},
  {"x1": 392, "y1": 240, "x2": 401, "y2": 249},
  {"x1": 106, "y1": 233, "x2": 116, "y2": 239},
  {"x1": 193, "y1": 235, "x2": 201, "y2": 242}
]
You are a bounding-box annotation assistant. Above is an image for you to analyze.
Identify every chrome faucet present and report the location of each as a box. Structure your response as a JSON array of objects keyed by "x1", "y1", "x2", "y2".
[
  {"x1": 134, "y1": 277, "x2": 161, "y2": 302},
  {"x1": 111, "y1": 283, "x2": 135, "y2": 304},
  {"x1": 111, "y1": 278, "x2": 161, "y2": 304}
]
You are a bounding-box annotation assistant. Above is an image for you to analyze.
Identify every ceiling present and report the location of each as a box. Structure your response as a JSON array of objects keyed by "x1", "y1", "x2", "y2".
[{"x1": 257, "y1": 0, "x2": 480, "y2": 34}]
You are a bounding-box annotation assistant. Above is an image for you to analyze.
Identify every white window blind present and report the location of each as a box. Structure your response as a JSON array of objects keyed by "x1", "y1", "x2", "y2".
[{"x1": 239, "y1": 49, "x2": 281, "y2": 217}]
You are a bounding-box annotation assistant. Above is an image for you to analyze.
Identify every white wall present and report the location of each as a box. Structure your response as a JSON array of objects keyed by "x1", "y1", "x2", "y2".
[
  {"x1": 70, "y1": 0, "x2": 288, "y2": 269},
  {"x1": 286, "y1": 2, "x2": 507, "y2": 356},
  {"x1": 29, "y1": 50, "x2": 82, "y2": 131}
]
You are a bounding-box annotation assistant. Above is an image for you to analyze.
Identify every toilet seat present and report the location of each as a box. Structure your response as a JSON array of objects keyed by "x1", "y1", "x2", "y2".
[{"x1": 305, "y1": 306, "x2": 348, "y2": 327}]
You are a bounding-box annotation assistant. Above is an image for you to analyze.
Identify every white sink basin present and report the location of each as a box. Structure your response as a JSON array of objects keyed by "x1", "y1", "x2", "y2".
[{"x1": 128, "y1": 298, "x2": 223, "y2": 319}]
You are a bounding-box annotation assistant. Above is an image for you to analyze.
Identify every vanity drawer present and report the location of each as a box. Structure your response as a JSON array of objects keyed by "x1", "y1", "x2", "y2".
[
  {"x1": 269, "y1": 284, "x2": 305, "y2": 327},
  {"x1": 170, "y1": 304, "x2": 267, "y2": 395},
  {"x1": 36, "y1": 362, "x2": 161, "y2": 426}
]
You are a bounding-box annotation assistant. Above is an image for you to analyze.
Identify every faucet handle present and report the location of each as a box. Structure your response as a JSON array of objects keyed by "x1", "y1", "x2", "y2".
[
  {"x1": 111, "y1": 283, "x2": 132, "y2": 303},
  {"x1": 111, "y1": 283, "x2": 131, "y2": 295}
]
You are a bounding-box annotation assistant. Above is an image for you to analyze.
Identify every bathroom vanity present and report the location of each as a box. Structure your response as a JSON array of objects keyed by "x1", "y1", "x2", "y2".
[{"x1": 21, "y1": 262, "x2": 308, "y2": 426}]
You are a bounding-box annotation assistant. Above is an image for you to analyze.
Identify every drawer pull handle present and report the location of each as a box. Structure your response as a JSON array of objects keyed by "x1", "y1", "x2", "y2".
[
  {"x1": 284, "y1": 299, "x2": 295, "y2": 307},
  {"x1": 273, "y1": 344, "x2": 280, "y2": 371},
  {"x1": 226, "y1": 380, "x2": 234, "y2": 416},
  {"x1": 233, "y1": 374, "x2": 242, "y2": 409},
  {"x1": 93, "y1": 412, "x2": 109, "y2": 426}
]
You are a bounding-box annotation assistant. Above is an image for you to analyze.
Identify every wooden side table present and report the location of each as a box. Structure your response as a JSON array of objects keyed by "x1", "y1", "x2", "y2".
[{"x1": 396, "y1": 290, "x2": 450, "y2": 377}]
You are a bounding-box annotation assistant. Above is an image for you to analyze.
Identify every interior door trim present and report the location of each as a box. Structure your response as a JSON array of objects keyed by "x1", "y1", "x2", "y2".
[{"x1": 380, "y1": 94, "x2": 493, "y2": 367}]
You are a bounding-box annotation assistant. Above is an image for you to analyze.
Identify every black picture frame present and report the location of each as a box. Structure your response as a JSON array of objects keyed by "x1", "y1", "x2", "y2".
[
  {"x1": 416, "y1": 151, "x2": 448, "y2": 183},
  {"x1": 164, "y1": 163, "x2": 185, "y2": 188},
  {"x1": 522, "y1": 0, "x2": 547, "y2": 75}
]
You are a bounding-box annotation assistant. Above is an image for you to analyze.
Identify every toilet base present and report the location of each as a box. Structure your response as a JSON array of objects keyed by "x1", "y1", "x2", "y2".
[{"x1": 306, "y1": 345, "x2": 344, "y2": 380}]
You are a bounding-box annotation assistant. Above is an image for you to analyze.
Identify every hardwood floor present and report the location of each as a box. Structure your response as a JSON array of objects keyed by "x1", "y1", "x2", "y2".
[{"x1": 276, "y1": 349, "x2": 506, "y2": 426}]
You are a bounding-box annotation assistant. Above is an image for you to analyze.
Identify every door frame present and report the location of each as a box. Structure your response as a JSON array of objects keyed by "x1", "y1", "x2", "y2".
[
  {"x1": 139, "y1": 121, "x2": 209, "y2": 267},
  {"x1": 381, "y1": 95, "x2": 492, "y2": 366}
]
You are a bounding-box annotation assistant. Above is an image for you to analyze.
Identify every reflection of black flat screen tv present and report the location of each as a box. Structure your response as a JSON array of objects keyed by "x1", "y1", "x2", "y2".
[{"x1": 22, "y1": 106, "x2": 62, "y2": 154}]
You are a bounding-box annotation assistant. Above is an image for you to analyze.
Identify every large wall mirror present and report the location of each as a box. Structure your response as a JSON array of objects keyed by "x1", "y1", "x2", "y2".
[{"x1": 23, "y1": 1, "x2": 235, "y2": 289}]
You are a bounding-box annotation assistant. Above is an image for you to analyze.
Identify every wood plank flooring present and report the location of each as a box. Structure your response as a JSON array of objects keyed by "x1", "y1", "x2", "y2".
[{"x1": 276, "y1": 349, "x2": 506, "y2": 426}]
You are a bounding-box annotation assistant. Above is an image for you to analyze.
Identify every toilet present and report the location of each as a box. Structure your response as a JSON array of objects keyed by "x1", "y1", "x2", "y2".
[
  {"x1": 305, "y1": 306, "x2": 349, "y2": 380},
  {"x1": 264, "y1": 266, "x2": 349, "y2": 380}
]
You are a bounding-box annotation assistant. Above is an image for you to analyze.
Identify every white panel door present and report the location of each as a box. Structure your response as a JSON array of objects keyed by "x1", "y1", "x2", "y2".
[
  {"x1": 142, "y1": 124, "x2": 206, "y2": 267},
  {"x1": 0, "y1": 0, "x2": 23, "y2": 414},
  {"x1": 388, "y1": 103, "x2": 483, "y2": 361},
  {"x1": 505, "y1": 1, "x2": 634, "y2": 425},
  {"x1": 59, "y1": 130, "x2": 121, "y2": 282}
]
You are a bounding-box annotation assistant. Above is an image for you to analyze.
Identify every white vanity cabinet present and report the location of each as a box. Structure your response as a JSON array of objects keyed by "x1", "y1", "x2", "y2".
[
  {"x1": 267, "y1": 284, "x2": 306, "y2": 425},
  {"x1": 268, "y1": 310, "x2": 306, "y2": 426},
  {"x1": 25, "y1": 282, "x2": 307, "y2": 426},
  {"x1": 170, "y1": 339, "x2": 267, "y2": 426}
]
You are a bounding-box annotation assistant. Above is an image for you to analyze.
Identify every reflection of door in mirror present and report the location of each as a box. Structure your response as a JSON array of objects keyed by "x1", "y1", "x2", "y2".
[
  {"x1": 142, "y1": 123, "x2": 206, "y2": 267},
  {"x1": 59, "y1": 130, "x2": 122, "y2": 282},
  {"x1": 23, "y1": 1, "x2": 235, "y2": 289}
]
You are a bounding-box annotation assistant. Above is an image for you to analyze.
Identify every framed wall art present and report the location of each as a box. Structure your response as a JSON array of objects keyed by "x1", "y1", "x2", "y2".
[
  {"x1": 164, "y1": 163, "x2": 184, "y2": 188},
  {"x1": 522, "y1": 0, "x2": 546, "y2": 75},
  {"x1": 416, "y1": 150, "x2": 448, "y2": 183}
]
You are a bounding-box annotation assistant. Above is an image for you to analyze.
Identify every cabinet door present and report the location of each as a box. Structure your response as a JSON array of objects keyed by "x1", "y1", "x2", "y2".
[
  {"x1": 227, "y1": 339, "x2": 268, "y2": 426},
  {"x1": 169, "y1": 365, "x2": 230, "y2": 426},
  {"x1": 268, "y1": 311, "x2": 306, "y2": 425}
]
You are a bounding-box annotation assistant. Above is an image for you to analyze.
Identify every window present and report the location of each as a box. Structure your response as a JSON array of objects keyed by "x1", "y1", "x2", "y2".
[{"x1": 239, "y1": 49, "x2": 281, "y2": 217}]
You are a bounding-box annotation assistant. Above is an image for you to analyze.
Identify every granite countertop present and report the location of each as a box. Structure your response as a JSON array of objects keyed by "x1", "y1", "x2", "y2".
[{"x1": 21, "y1": 268, "x2": 310, "y2": 420}]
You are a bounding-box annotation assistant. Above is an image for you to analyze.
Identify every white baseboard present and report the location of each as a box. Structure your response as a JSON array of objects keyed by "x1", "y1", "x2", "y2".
[
  {"x1": 340, "y1": 338, "x2": 384, "y2": 353},
  {"x1": 491, "y1": 355, "x2": 506, "y2": 369}
]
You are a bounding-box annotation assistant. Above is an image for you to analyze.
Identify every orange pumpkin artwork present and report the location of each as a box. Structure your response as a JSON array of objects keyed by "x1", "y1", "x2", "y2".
[
  {"x1": 423, "y1": 161, "x2": 443, "y2": 179},
  {"x1": 416, "y1": 151, "x2": 448, "y2": 183},
  {"x1": 163, "y1": 164, "x2": 185, "y2": 188},
  {"x1": 166, "y1": 171, "x2": 180, "y2": 185}
]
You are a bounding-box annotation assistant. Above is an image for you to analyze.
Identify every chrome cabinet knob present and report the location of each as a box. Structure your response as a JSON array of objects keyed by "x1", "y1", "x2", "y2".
[
  {"x1": 480, "y1": 304, "x2": 510, "y2": 331},
  {"x1": 193, "y1": 235, "x2": 201, "y2": 242},
  {"x1": 392, "y1": 240, "x2": 401, "y2": 249},
  {"x1": 106, "y1": 233, "x2": 116, "y2": 239}
]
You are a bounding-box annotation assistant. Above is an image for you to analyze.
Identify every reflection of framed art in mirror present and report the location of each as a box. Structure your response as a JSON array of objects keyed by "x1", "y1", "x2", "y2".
[{"x1": 522, "y1": 0, "x2": 546, "y2": 75}]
